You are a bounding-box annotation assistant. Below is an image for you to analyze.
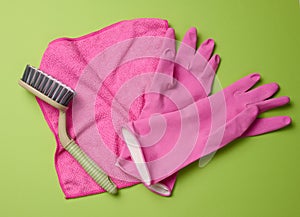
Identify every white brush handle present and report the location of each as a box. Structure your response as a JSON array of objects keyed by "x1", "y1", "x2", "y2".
[{"x1": 58, "y1": 111, "x2": 117, "y2": 194}]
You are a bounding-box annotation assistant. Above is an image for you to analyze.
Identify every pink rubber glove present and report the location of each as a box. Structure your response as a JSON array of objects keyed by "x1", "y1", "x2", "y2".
[
  {"x1": 117, "y1": 73, "x2": 291, "y2": 185},
  {"x1": 118, "y1": 27, "x2": 220, "y2": 195}
]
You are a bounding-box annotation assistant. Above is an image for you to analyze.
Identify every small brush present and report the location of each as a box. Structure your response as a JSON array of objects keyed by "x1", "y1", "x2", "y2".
[{"x1": 19, "y1": 64, "x2": 117, "y2": 194}]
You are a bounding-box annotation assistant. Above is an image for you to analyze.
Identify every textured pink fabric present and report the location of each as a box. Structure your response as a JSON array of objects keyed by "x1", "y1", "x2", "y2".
[
  {"x1": 118, "y1": 27, "x2": 220, "y2": 195},
  {"x1": 117, "y1": 74, "x2": 291, "y2": 184},
  {"x1": 37, "y1": 18, "x2": 169, "y2": 198}
]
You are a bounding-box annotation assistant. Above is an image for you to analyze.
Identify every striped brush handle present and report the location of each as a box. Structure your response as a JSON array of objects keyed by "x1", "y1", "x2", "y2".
[
  {"x1": 64, "y1": 140, "x2": 117, "y2": 194},
  {"x1": 58, "y1": 110, "x2": 117, "y2": 195}
]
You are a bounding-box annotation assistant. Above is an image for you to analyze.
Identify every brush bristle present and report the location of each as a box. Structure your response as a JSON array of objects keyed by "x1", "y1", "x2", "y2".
[{"x1": 21, "y1": 65, "x2": 75, "y2": 106}]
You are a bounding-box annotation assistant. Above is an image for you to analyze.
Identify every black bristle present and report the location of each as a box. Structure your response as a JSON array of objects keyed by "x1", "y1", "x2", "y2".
[
  {"x1": 60, "y1": 89, "x2": 73, "y2": 106},
  {"x1": 52, "y1": 85, "x2": 63, "y2": 101},
  {"x1": 22, "y1": 65, "x2": 30, "y2": 82},
  {"x1": 21, "y1": 65, "x2": 75, "y2": 106},
  {"x1": 39, "y1": 76, "x2": 48, "y2": 92},
  {"x1": 32, "y1": 70, "x2": 41, "y2": 89},
  {"x1": 30, "y1": 70, "x2": 37, "y2": 86},
  {"x1": 27, "y1": 66, "x2": 36, "y2": 85},
  {"x1": 44, "y1": 78, "x2": 53, "y2": 95},
  {"x1": 48, "y1": 82, "x2": 59, "y2": 98},
  {"x1": 36, "y1": 73, "x2": 45, "y2": 91},
  {"x1": 62, "y1": 91, "x2": 74, "y2": 106},
  {"x1": 56, "y1": 88, "x2": 67, "y2": 103}
]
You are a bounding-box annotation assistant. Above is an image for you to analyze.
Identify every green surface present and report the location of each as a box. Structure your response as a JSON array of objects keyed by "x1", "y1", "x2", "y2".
[{"x1": 1, "y1": 0, "x2": 299, "y2": 216}]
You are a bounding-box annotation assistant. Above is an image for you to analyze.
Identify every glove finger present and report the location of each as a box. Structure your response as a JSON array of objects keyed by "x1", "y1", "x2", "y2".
[
  {"x1": 189, "y1": 39, "x2": 216, "y2": 74},
  {"x1": 207, "y1": 54, "x2": 220, "y2": 72},
  {"x1": 175, "y1": 27, "x2": 197, "y2": 68},
  {"x1": 229, "y1": 73, "x2": 261, "y2": 93},
  {"x1": 197, "y1": 38, "x2": 215, "y2": 61},
  {"x1": 153, "y1": 28, "x2": 176, "y2": 90},
  {"x1": 242, "y1": 116, "x2": 291, "y2": 137},
  {"x1": 197, "y1": 54, "x2": 220, "y2": 95},
  {"x1": 244, "y1": 82, "x2": 279, "y2": 104},
  {"x1": 256, "y1": 96, "x2": 290, "y2": 113}
]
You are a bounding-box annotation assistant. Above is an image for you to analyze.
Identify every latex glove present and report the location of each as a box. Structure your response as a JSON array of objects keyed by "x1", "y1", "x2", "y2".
[
  {"x1": 118, "y1": 27, "x2": 220, "y2": 195},
  {"x1": 117, "y1": 73, "x2": 291, "y2": 186}
]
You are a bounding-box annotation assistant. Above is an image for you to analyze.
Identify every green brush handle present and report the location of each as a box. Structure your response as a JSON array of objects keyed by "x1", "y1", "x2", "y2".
[
  {"x1": 64, "y1": 140, "x2": 117, "y2": 194},
  {"x1": 58, "y1": 110, "x2": 117, "y2": 194}
]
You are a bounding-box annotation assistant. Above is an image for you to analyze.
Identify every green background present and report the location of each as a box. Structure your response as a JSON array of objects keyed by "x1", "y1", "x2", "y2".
[{"x1": 1, "y1": 0, "x2": 299, "y2": 216}]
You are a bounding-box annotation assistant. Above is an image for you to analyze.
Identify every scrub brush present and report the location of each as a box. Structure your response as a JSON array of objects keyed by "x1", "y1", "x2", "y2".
[{"x1": 19, "y1": 64, "x2": 117, "y2": 194}]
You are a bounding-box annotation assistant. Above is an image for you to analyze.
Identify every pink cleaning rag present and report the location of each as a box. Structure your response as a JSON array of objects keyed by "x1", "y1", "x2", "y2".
[{"x1": 37, "y1": 18, "x2": 169, "y2": 198}]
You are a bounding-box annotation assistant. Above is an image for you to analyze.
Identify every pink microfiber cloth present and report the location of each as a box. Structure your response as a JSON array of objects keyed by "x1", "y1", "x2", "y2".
[{"x1": 37, "y1": 18, "x2": 169, "y2": 198}]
